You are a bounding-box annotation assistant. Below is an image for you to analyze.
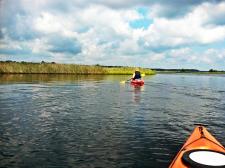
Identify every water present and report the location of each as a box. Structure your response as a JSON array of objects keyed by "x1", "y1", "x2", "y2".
[{"x1": 0, "y1": 74, "x2": 225, "y2": 168}]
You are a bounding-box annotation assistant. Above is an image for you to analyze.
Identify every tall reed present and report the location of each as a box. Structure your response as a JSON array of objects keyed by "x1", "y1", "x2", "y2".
[{"x1": 0, "y1": 62, "x2": 156, "y2": 75}]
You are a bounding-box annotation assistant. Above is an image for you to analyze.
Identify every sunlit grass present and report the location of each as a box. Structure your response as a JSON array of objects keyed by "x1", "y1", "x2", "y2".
[{"x1": 0, "y1": 62, "x2": 156, "y2": 75}]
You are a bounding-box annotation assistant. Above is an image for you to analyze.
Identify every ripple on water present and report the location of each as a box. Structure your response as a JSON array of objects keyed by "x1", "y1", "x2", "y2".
[{"x1": 0, "y1": 74, "x2": 225, "y2": 168}]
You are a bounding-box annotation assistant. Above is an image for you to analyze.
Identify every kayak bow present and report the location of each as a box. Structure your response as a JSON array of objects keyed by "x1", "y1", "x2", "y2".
[{"x1": 169, "y1": 125, "x2": 225, "y2": 168}]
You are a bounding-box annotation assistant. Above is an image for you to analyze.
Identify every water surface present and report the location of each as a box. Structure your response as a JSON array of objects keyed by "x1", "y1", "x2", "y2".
[{"x1": 0, "y1": 74, "x2": 225, "y2": 168}]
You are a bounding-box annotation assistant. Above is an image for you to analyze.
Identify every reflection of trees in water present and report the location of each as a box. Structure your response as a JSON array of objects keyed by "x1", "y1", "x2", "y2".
[
  {"x1": 0, "y1": 74, "x2": 133, "y2": 84},
  {"x1": 0, "y1": 74, "x2": 106, "y2": 83}
]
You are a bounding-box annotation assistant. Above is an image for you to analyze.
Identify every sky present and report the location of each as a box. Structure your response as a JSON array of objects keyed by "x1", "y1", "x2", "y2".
[{"x1": 0, "y1": 0, "x2": 225, "y2": 70}]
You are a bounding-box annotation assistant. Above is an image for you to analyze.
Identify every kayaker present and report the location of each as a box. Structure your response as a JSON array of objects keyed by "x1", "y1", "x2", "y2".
[{"x1": 132, "y1": 69, "x2": 142, "y2": 80}]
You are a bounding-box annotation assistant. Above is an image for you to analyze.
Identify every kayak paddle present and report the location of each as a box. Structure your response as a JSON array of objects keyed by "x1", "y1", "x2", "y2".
[
  {"x1": 120, "y1": 78, "x2": 132, "y2": 84},
  {"x1": 120, "y1": 74, "x2": 145, "y2": 84}
]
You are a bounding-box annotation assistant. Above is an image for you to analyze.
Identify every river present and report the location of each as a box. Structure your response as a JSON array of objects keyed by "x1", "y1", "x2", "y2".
[{"x1": 0, "y1": 74, "x2": 225, "y2": 168}]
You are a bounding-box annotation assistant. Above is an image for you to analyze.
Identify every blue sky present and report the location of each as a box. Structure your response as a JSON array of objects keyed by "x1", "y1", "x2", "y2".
[
  {"x1": 0, "y1": 0, "x2": 225, "y2": 70},
  {"x1": 129, "y1": 7, "x2": 153, "y2": 29}
]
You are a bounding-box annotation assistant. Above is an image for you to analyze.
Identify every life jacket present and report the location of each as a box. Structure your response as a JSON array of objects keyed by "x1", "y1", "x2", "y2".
[{"x1": 133, "y1": 71, "x2": 141, "y2": 80}]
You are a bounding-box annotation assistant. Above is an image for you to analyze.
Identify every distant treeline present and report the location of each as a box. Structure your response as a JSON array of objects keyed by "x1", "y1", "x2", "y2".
[
  {"x1": 152, "y1": 68, "x2": 225, "y2": 73},
  {"x1": 152, "y1": 68, "x2": 200, "y2": 72},
  {"x1": 208, "y1": 69, "x2": 225, "y2": 73},
  {"x1": 0, "y1": 61, "x2": 156, "y2": 75}
]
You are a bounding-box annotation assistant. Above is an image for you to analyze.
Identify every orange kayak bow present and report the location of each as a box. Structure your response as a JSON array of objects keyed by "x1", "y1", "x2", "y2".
[{"x1": 169, "y1": 125, "x2": 225, "y2": 168}]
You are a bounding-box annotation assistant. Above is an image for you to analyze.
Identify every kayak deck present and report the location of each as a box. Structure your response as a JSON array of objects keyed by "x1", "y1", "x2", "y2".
[{"x1": 169, "y1": 126, "x2": 225, "y2": 168}]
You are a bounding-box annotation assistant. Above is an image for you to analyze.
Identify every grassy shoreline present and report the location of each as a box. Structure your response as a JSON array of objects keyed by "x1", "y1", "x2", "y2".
[{"x1": 0, "y1": 62, "x2": 156, "y2": 75}]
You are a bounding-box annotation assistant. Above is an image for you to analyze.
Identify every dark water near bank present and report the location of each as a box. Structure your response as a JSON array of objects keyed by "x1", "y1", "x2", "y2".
[{"x1": 0, "y1": 74, "x2": 225, "y2": 168}]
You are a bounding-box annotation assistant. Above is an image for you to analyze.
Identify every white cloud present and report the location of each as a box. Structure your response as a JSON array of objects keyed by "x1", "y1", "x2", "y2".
[
  {"x1": 34, "y1": 12, "x2": 64, "y2": 34},
  {"x1": 30, "y1": 38, "x2": 49, "y2": 54},
  {"x1": 202, "y1": 48, "x2": 225, "y2": 63},
  {"x1": 77, "y1": 5, "x2": 138, "y2": 36},
  {"x1": 149, "y1": 53, "x2": 165, "y2": 61},
  {"x1": 34, "y1": 12, "x2": 76, "y2": 36},
  {"x1": 142, "y1": 2, "x2": 225, "y2": 50},
  {"x1": 142, "y1": 4, "x2": 225, "y2": 47},
  {"x1": 169, "y1": 48, "x2": 192, "y2": 58},
  {"x1": 1, "y1": 0, "x2": 225, "y2": 70}
]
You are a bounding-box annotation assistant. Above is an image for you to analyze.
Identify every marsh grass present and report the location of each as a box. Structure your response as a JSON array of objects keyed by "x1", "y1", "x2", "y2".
[{"x1": 0, "y1": 62, "x2": 156, "y2": 75}]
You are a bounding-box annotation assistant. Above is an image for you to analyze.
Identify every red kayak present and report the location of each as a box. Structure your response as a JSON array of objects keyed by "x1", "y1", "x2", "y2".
[{"x1": 130, "y1": 79, "x2": 144, "y2": 86}]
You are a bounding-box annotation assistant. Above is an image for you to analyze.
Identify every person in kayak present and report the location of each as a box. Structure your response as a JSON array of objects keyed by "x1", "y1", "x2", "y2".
[{"x1": 132, "y1": 69, "x2": 142, "y2": 80}]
